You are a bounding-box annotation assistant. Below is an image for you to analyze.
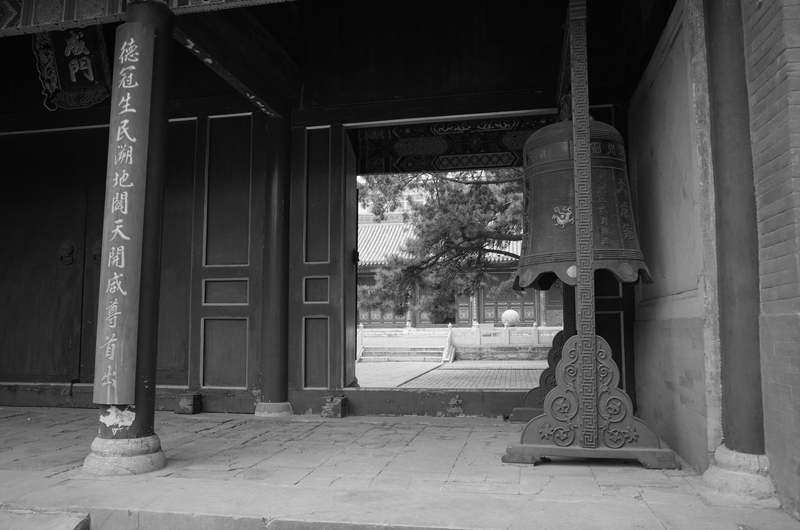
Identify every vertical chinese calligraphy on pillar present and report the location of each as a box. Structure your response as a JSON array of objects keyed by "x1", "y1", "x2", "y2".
[{"x1": 93, "y1": 22, "x2": 154, "y2": 405}]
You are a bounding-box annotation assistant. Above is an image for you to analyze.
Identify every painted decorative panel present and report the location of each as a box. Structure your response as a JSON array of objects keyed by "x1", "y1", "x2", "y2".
[
  {"x1": 0, "y1": 0, "x2": 290, "y2": 36},
  {"x1": 353, "y1": 115, "x2": 558, "y2": 174},
  {"x1": 32, "y1": 27, "x2": 110, "y2": 111}
]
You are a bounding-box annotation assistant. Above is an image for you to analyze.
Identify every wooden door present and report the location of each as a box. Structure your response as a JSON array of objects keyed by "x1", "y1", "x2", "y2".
[
  {"x1": 0, "y1": 127, "x2": 107, "y2": 382},
  {"x1": 288, "y1": 124, "x2": 357, "y2": 393},
  {"x1": 186, "y1": 114, "x2": 266, "y2": 411},
  {"x1": 343, "y1": 136, "x2": 357, "y2": 387},
  {"x1": 153, "y1": 119, "x2": 197, "y2": 386}
]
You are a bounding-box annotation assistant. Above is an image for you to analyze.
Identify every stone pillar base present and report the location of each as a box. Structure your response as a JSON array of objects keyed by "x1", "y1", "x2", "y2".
[
  {"x1": 254, "y1": 402, "x2": 293, "y2": 418},
  {"x1": 83, "y1": 435, "x2": 166, "y2": 476},
  {"x1": 703, "y1": 444, "x2": 777, "y2": 503}
]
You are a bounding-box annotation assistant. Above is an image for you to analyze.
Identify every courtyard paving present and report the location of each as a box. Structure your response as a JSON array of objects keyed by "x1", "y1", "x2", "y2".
[
  {"x1": 1, "y1": 406, "x2": 799, "y2": 529},
  {"x1": 356, "y1": 360, "x2": 547, "y2": 389}
]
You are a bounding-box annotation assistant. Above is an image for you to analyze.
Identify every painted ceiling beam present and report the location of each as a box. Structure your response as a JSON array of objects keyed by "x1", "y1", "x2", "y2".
[
  {"x1": 0, "y1": 0, "x2": 293, "y2": 37},
  {"x1": 173, "y1": 8, "x2": 300, "y2": 117}
]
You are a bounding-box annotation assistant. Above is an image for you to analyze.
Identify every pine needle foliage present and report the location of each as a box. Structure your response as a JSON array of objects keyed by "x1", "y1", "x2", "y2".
[{"x1": 358, "y1": 169, "x2": 523, "y2": 321}]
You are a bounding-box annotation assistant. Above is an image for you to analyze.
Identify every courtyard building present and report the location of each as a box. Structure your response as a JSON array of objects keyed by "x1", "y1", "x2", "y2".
[{"x1": 0, "y1": 0, "x2": 799, "y2": 524}]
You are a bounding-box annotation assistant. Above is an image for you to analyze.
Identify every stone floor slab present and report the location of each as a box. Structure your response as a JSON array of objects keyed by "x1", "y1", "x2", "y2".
[
  {"x1": 0, "y1": 407, "x2": 798, "y2": 530},
  {"x1": 0, "y1": 509, "x2": 89, "y2": 530}
]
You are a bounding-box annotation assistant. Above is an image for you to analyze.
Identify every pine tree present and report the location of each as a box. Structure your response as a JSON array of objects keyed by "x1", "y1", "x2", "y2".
[{"x1": 358, "y1": 169, "x2": 523, "y2": 321}]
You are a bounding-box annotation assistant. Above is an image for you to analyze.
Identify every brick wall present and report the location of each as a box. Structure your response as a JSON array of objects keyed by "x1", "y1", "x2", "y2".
[{"x1": 741, "y1": 0, "x2": 800, "y2": 518}]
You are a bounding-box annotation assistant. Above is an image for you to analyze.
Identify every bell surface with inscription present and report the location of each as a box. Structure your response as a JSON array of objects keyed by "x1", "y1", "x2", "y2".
[{"x1": 515, "y1": 120, "x2": 651, "y2": 290}]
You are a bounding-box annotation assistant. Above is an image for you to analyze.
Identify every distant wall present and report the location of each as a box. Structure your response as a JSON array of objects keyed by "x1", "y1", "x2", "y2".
[{"x1": 627, "y1": 0, "x2": 721, "y2": 472}]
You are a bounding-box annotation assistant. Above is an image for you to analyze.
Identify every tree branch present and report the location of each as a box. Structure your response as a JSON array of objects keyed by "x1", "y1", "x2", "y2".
[
  {"x1": 480, "y1": 232, "x2": 523, "y2": 241},
  {"x1": 436, "y1": 174, "x2": 522, "y2": 185},
  {"x1": 483, "y1": 248, "x2": 521, "y2": 260}
]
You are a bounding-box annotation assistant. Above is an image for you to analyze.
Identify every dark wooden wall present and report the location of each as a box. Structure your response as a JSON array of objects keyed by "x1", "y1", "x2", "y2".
[
  {"x1": 0, "y1": 110, "x2": 277, "y2": 412},
  {"x1": 0, "y1": 128, "x2": 106, "y2": 382}
]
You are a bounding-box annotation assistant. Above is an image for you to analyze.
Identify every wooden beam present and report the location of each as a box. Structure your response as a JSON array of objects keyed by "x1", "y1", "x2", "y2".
[
  {"x1": 0, "y1": 0, "x2": 293, "y2": 38},
  {"x1": 293, "y1": 90, "x2": 559, "y2": 128},
  {"x1": 173, "y1": 9, "x2": 300, "y2": 117}
]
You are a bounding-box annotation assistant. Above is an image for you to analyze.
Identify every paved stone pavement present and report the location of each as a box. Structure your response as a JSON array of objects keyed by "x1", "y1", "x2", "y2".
[
  {"x1": 1, "y1": 406, "x2": 799, "y2": 530},
  {"x1": 355, "y1": 361, "x2": 441, "y2": 387},
  {"x1": 356, "y1": 360, "x2": 548, "y2": 389},
  {"x1": 400, "y1": 367, "x2": 542, "y2": 389}
]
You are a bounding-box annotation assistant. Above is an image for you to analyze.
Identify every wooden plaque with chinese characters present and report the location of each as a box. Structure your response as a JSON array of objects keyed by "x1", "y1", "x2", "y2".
[
  {"x1": 32, "y1": 27, "x2": 111, "y2": 111},
  {"x1": 93, "y1": 22, "x2": 154, "y2": 404}
]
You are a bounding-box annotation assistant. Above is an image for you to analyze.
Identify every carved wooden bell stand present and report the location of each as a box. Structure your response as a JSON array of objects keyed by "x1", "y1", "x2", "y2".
[{"x1": 502, "y1": 1, "x2": 678, "y2": 470}]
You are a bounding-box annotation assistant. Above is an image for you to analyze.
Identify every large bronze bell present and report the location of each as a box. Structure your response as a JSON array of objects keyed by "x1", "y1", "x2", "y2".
[{"x1": 515, "y1": 120, "x2": 652, "y2": 290}]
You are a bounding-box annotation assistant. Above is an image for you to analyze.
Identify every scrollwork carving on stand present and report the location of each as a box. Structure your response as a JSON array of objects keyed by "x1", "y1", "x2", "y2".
[
  {"x1": 504, "y1": 334, "x2": 678, "y2": 468},
  {"x1": 524, "y1": 335, "x2": 644, "y2": 451}
]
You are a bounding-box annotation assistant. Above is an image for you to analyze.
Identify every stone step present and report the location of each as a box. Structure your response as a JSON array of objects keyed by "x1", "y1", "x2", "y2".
[
  {"x1": 361, "y1": 352, "x2": 442, "y2": 359},
  {"x1": 362, "y1": 347, "x2": 443, "y2": 353},
  {"x1": 454, "y1": 346, "x2": 549, "y2": 361},
  {"x1": 359, "y1": 356, "x2": 442, "y2": 363},
  {"x1": 360, "y1": 347, "x2": 443, "y2": 362}
]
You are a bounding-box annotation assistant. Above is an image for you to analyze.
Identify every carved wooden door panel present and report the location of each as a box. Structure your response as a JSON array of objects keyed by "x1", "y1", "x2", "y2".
[{"x1": 288, "y1": 124, "x2": 357, "y2": 394}]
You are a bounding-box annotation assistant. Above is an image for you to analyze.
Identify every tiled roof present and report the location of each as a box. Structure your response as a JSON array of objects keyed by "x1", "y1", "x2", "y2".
[
  {"x1": 358, "y1": 220, "x2": 520, "y2": 268},
  {"x1": 358, "y1": 222, "x2": 413, "y2": 267}
]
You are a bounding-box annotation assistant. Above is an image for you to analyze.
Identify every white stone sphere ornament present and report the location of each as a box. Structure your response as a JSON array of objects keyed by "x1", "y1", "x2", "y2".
[{"x1": 501, "y1": 309, "x2": 520, "y2": 327}]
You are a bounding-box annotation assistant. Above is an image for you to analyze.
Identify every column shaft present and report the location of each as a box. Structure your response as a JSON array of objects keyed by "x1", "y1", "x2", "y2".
[
  {"x1": 705, "y1": 0, "x2": 764, "y2": 454},
  {"x1": 97, "y1": 0, "x2": 173, "y2": 440},
  {"x1": 261, "y1": 117, "x2": 291, "y2": 403}
]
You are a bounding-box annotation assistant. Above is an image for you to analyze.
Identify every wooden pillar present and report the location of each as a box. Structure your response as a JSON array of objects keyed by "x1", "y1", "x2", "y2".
[
  {"x1": 256, "y1": 117, "x2": 293, "y2": 417},
  {"x1": 84, "y1": 0, "x2": 172, "y2": 475},
  {"x1": 701, "y1": 0, "x2": 776, "y2": 501},
  {"x1": 705, "y1": 0, "x2": 764, "y2": 455}
]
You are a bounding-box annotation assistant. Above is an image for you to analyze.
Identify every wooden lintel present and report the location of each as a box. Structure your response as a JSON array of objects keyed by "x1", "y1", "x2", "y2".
[{"x1": 173, "y1": 10, "x2": 300, "y2": 117}]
